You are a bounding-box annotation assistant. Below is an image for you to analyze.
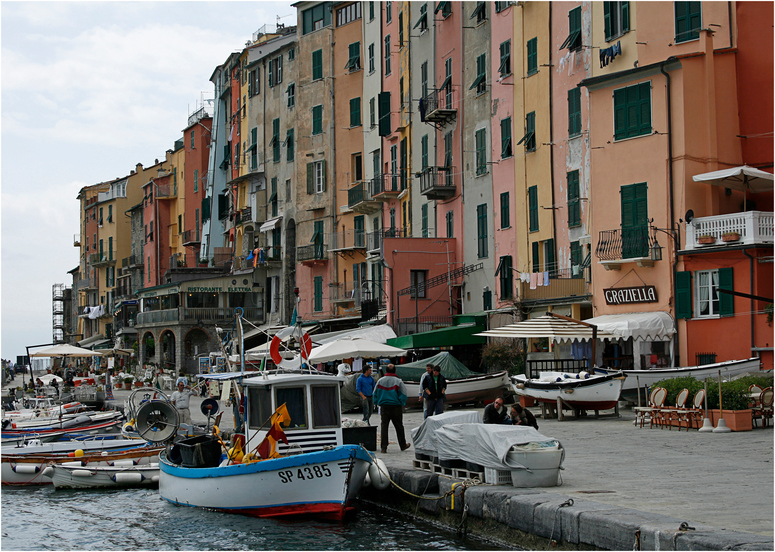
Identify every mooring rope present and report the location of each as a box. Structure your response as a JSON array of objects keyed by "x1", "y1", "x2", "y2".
[{"x1": 547, "y1": 498, "x2": 574, "y2": 548}]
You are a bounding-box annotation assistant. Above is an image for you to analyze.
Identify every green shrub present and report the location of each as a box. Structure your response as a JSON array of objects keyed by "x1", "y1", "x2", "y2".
[{"x1": 652, "y1": 372, "x2": 772, "y2": 411}]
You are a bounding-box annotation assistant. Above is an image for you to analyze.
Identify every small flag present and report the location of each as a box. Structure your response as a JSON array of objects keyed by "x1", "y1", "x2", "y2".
[
  {"x1": 290, "y1": 307, "x2": 297, "y2": 326},
  {"x1": 256, "y1": 403, "x2": 291, "y2": 459}
]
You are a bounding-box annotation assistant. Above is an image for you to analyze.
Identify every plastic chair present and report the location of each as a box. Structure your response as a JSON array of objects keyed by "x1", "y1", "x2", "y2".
[
  {"x1": 752, "y1": 387, "x2": 774, "y2": 429},
  {"x1": 661, "y1": 388, "x2": 689, "y2": 430}
]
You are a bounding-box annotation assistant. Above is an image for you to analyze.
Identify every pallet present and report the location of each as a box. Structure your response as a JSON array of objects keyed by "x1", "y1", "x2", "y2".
[
  {"x1": 413, "y1": 459, "x2": 433, "y2": 471},
  {"x1": 412, "y1": 460, "x2": 483, "y2": 481}
]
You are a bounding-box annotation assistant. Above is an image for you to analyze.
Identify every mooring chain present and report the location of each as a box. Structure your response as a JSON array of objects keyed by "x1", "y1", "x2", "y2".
[{"x1": 547, "y1": 498, "x2": 574, "y2": 549}]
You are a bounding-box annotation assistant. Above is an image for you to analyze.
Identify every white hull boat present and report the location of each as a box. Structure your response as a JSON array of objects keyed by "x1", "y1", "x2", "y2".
[
  {"x1": 44, "y1": 462, "x2": 160, "y2": 489},
  {"x1": 512, "y1": 371, "x2": 626, "y2": 410},
  {"x1": 404, "y1": 371, "x2": 511, "y2": 408},
  {"x1": 596, "y1": 357, "x2": 761, "y2": 396},
  {"x1": 2, "y1": 445, "x2": 162, "y2": 486},
  {"x1": 159, "y1": 444, "x2": 371, "y2": 519},
  {"x1": 1, "y1": 411, "x2": 123, "y2": 437}
]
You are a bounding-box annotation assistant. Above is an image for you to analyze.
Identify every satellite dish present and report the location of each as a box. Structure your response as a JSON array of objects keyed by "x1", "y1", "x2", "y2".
[
  {"x1": 135, "y1": 400, "x2": 179, "y2": 443},
  {"x1": 684, "y1": 209, "x2": 694, "y2": 223}
]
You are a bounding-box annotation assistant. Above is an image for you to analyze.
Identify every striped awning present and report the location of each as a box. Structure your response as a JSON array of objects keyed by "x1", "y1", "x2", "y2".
[{"x1": 476, "y1": 315, "x2": 619, "y2": 343}]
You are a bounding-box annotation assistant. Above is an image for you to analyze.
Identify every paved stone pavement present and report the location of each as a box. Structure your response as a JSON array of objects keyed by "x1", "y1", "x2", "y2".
[{"x1": 9, "y1": 383, "x2": 772, "y2": 537}]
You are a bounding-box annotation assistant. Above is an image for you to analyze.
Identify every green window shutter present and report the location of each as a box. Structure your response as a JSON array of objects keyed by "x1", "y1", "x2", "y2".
[
  {"x1": 718, "y1": 267, "x2": 734, "y2": 316},
  {"x1": 108, "y1": 236, "x2": 113, "y2": 260},
  {"x1": 320, "y1": 159, "x2": 327, "y2": 192},
  {"x1": 499, "y1": 255, "x2": 513, "y2": 299},
  {"x1": 268, "y1": 59, "x2": 274, "y2": 87},
  {"x1": 532, "y1": 241, "x2": 539, "y2": 272},
  {"x1": 498, "y1": 40, "x2": 511, "y2": 76},
  {"x1": 568, "y1": 87, "x2": 581, "y2": 136},
  {"x1": 314, "y1": 276, "x2": 323, "y2": 311},
  {"x1": 546, "y1": 238, "x2": 556, "y2": 274},
  {"x1": 526, "y1": 111, "x2": 536, "y2": 151},
  {"x1": 218, "y1": 194, "x2": 228, "y2": 219},
  {"x1": 613, "y1": 87, "x2": 627, "y2": 140},
  {"x1": 312, "y1": 49, "x2": 323, "y2": 80},
  {"x1": 500, "y1": 191, "x2": 510, "y2": 229},
  {"x1": 638, "y1": 82, "x2": 652, "y2": 136},
  {"x1": 378, "y1": 91, "x2": 391, "y2": 136},
  {"x1": 350, "y1": 97, "x2": 361, "y2": 127},
  {"x1": 194, "y1": 169, "x2": 198, "y2": 192},
  {"x1": 528, "y1": 186, "x2": 538, "y2": 231},
  {"x1": 527, "y1": 37, "x2": 537, "y2": 75},
  {"x1": 201, "y1": 196, "x2": 211, "y2": 222},
  {"x1": 347, "y1": 42, "x2": 361, "y2": 71},
  {"x1": 421, "y1": 204, "x2": 428, "y2": 237},
  {"x1": 476, "y1": 204, "x2": 488, "y2": 258},
  {"x1": 312, "y1": 105, "x2": 323, "y2": 134},
  {"x1": 570, "y1": 241, "x2": 582, "y2": 268},
  {"x1": 307, "y1": 162, "x2": 314, "y2": 194},
  {"x1": 272, "y1": 118, "x2": 280, "y2": 162},
  {"x1": 675, "y1": 271, "x2": 693, "y2": 319},
  {"x1": 475, "y1": 128, "x2": 486, "y2": 175},
  {"x1": 604, "y1": 1, "x2": 612, "y2": 41},
  {"x1": 675, "y1": 1, "x2": 701, "y2": 43},
  {"x1": 286, "y1": 128, "x2": 294, "y2": 161},
  {"x1": 421, "y1": 135, "x2": 428, "y2": 169},
  {"x1": 501, "y1": 117, "x2": 512, "y2": 158},
  {"x1": 567, "y1": 170, "x2": 580, "y2": 227},
  {"x1": 622, "y1": 2, "x2": 630, "y2": 32}
]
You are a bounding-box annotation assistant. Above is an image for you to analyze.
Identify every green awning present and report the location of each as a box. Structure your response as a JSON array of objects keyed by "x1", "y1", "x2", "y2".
[{"x1": 387, "y1": 323, "x2": 486, "y2": 350}]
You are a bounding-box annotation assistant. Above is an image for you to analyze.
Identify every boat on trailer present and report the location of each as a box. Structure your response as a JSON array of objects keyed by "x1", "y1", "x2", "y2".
[{"x1": 512, "y1": 371, "x2": 626, "y2": 410}]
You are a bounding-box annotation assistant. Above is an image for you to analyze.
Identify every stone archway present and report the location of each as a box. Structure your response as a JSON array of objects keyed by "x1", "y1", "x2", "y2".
[
  {"x1": 184, "y1": 328, "x2": 210, "y2": 374},
  {"x1": 160, "y1": 330, "x2": 176, "y2": 371},
  {"x1": 142, "y1": 331, "x2": 156, "y2": 363}
]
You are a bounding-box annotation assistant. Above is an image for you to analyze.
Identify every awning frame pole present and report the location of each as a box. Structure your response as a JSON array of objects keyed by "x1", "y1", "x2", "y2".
[{"x1": 544, "y1": 312, "x2": 599, "y2": 369}]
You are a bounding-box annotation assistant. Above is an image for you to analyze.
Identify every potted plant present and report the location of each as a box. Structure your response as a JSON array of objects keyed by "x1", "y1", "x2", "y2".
[
  {"x1": 123, "y1": 377, "x2": 133, "y2": 390},
  {"x1": 697, "y1": 235, "x2": 715, "y2": 245},
  {"x1": 722, "y1": 231, "x2": 740, "y2": 242}
]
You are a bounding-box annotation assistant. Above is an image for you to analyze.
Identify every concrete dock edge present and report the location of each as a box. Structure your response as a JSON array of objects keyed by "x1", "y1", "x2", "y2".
[{"x1": 361, "y1": 466, "x2": 774, "y2": 551}]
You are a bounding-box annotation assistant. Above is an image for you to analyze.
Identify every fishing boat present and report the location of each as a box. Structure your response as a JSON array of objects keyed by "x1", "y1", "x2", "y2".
[
  {"x1": 1, "y1": 410, "x2": 123, "y2": 438},
  {"x1": 152, "y1": 370, "x2": 373, "y2": 519},
  {"x1": 2, "y1": 444, "x2": 162, "y2": 486},
  {"x1": 595, "y1": 357, "x2": 762, "y2": 398},
  {"x1": 2, "y1": 398, "x2": 86, "y2": 420},
  {"x1": 512, "y1": 371, "x2": 626, "y2": 410},
  {"x1": 43, "y1": 462, "x2": 160, "y2": 489},
  {"x1": 403, "y1": 371, "x2": 511, "y2": 408}
]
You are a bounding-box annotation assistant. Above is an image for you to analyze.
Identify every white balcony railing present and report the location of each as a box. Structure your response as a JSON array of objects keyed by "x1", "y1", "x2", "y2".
[{"x1": 685, "y1": 211, "x2": 773, "y2": 250}]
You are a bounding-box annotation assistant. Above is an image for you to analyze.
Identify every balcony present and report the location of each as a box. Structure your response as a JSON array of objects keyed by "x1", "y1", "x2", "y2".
[
  {"x1": 235, "y1": 246, "x2": 282, "y2": 270},
  {"x1": 367, "y1": 230, "x2": 382, "y2": 254},
  {"x1": 685, "y1": 211, "x2": 773, "y2": 250},
  {"x1": 297, "y1": 244, "x2": 328, "y2": 263},
  {"x1": 348, "y1": 181, "x2": 380, "y2": 214},
  {"x1": 330, "y1": 281, "x2": 361, "y2": 306},
  {"x1": 77, "y1": 277, "x2": 98, "y2": 291},
  {"x1": 182, "y1": 229, "x2": 201, "y2": 247},
  {"x1": 136, "y1": 306, "x2": 264, "y2": 326},
  {"x1": 126, "y1": 254, "x2": 144, "y2": 268},
  {"x1": 73, "y1": 234, "x2": 81, "y2": 247},
  {"x1": 328, "y1": 230, "x2": 366, "y2": 253},
  {"x1": 422, "y1": 87, "x2": 457, "y2": 125},
  {"x1": 155, "y1": 183, "x2": 176, "y2": 198},
  {"x1": 235, "y1": 206, "x2": 253, "y2": 225},
  {"x1": 595, "y1": 226, "x2": 656, "y2": 270},
  {"x1": 89, "y1": 250, "x2": 116, "y2": 267},
  {"x1": 418, "y1": 166, "x2": 455, "y2": 200},
  {"x1": 370, "y1": 173, "x2": 403, "y2": 200},
  {"x1": 519, "y1": 268, "x2": 590, "y2": 303}
]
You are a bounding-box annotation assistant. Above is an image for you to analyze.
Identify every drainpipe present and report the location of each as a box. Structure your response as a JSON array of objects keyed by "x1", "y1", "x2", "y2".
[
  {"x1": 548, "y1": 6, "x2": 557, "y2": 281},
  {"x1": 743, "y1": 248, "x2": 755, "y2": 355},
  {"x1": 330, "y1": 24, "x2": 338, "y2": 318},
  {"x1": 660, "y1": 60, "x2": 679, "y2": 366}
]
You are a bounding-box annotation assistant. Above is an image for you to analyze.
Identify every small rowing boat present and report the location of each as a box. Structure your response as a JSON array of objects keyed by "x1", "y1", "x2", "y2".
[
  {"x1": 512, "y1": 371, "x2": 626, "y2": 410},
  {"x1": 43, "y1": 462, "x2": 160, "y2": 489}
]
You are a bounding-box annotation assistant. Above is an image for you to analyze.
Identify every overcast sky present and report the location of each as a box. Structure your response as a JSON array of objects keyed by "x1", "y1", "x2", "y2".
[{"x1": 1, "y1": 1, "x2": 296, "y2": 364}]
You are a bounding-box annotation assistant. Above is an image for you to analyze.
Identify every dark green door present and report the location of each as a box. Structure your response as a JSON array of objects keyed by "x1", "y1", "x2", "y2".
[{"x1": 621, "y1": 182, "x2": 648, "y2": 258}]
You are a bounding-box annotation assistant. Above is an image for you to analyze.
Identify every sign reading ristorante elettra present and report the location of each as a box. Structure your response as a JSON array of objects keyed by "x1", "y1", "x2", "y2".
[{"x1": 604, "y1": 285, "x2": 658, "y2": 305}]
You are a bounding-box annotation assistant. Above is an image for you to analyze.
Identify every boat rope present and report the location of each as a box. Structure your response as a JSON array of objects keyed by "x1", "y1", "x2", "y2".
[
  {"x1": 362, "y1": 447, "x2": 482, "y2": 502},
  {"x1": 456, "y1": 503, "x2": 469, "y2": 536},
  {"x1": 546, "y1": 498, "x2": 574, "y2": 548}
]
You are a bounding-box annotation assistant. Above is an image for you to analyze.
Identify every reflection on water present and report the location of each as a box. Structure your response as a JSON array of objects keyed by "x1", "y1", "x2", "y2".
[{"x1": 1, "y1": 486, "x2": 509, "y2": 550}]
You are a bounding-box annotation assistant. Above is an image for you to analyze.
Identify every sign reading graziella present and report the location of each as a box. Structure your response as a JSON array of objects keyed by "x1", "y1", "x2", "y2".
[{"x1": 604, "y1": 285, "x2": 658, "y2": 305}]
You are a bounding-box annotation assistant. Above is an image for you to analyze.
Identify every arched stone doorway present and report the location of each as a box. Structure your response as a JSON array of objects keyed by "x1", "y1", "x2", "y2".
[
  {"x1": 142, "y1": 331, "x2": 156, "y2": 364},
  {"x1": 160, "y1": 330, "x2": 176, "y2": 371},
  {"x1": 184, "y1": 328, "x2": 210, "y2": 374}
]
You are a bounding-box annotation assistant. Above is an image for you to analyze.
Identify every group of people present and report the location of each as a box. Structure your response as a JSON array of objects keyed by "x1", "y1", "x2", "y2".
[{"x1": 483, "y1": 397, "x2": 539, "y2": 429}]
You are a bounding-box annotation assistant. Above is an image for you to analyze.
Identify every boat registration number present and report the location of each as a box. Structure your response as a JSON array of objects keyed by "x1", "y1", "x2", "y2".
[{"x1": 278, "y1": 464, "x2": 332, "y2": 483}]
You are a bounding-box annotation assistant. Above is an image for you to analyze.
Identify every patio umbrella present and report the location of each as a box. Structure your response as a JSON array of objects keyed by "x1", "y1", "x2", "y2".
[
  {"x1": 37, "y1": 374, "x2": 64, "y2": 385},
  {"x1": 306, "y1": 337, "x2": 407, "y2": 364},
  {"x1": 30, "y1": 344, "x2": 104, "y2": 357},
  {"x1": 692, "y1": 165, "x2": 774, "y2": 210},
  {"x1": 475, "y1": 312, "x2": 619, "y2": 365}
]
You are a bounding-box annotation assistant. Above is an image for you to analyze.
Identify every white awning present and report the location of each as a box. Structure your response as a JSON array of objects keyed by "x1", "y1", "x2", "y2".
[
  {"x1": 77, "y1": 334, "x2": 106, "y2": 348},
  {"x1": 692, "y1": 165, "x2": 774, "y2": 193},
  {"x1": 311, "y1": 324, "x2": 397, "y2": 345},
  {"x1": 259, "y1": 217, "x2": 283, "y2": 232},
  {"x1": 582, "y1": 311, "x2": 676, "y2": 342}
]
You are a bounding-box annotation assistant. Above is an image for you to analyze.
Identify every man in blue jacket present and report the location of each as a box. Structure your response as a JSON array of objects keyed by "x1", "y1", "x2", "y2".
[
  {"x1": 373, "y1": 364, "x2": 411, "y2": 454},
  {"x1": 356, "y1": 366, "x2": 376, "y2": 425}
]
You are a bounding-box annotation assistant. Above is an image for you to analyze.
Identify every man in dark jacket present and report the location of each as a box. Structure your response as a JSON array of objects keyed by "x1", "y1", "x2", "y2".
[
  {"x1": 483, "y1": 398, "x2": 508, "y2": 424},
  {"x1": 510, "y1": 404, "x2": 539, "y2": 429},
  {"x1": 422, "y1": 365, "x2": 446, "y2": 417}
]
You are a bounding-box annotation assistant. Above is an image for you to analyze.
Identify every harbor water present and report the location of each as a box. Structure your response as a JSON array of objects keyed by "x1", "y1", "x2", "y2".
[{"x1": 1, "y1": 486, "x2": 507, "y2": 551}]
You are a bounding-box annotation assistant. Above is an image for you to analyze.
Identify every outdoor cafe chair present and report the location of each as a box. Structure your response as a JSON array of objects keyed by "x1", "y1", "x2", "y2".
[
  {"x1": 752, "y1": 387, "x2": 774, "y2": 429},
  {"x1": 634, "y1": 387, "x2": 659, "y2": 428},
  {"x1": 684, "y1": 389, "x2": 706, "y2": 430},
  {"x1": 661, "y1": 388, "x2": 689, "y2": 430}
]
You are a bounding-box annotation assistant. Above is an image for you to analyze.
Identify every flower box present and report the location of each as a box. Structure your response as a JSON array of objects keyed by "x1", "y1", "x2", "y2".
[
  {"x1": 697, "y1": 235, "x2": 715, "y2": 245},
  {"x1": 708, "y1": 409, "x2": 753, "y2": 432},
  {"x1": 722, "y1": 232, "x2": 740, "y2": 243}
]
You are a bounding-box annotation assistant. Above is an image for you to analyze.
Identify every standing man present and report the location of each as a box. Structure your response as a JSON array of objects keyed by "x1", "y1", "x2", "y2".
[
  {"x1": 171, "y1": 380, "x2": 197, "y2": 425},
  {"x1": 422, "y1": 365, "x2": 447, "y2": 417},
  {"x1": 373, "y1": 364, "x2": 411, "y2": 454},
  {"x1": 419, "y1": 364, "x2": 434, "y2": 419},
  {"x1": 356, "y1": 366, "x2": 376, "y2": 425}
]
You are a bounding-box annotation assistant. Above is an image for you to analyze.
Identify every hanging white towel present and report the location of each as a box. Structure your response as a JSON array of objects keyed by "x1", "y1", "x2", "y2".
[{"x1": 352, "y1": 357, "x2": 363, "y2": 372}]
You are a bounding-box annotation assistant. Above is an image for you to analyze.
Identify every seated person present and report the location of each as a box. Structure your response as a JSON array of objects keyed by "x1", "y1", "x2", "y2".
[
  {"x1": 483, "y1": 398, "x2": 509, "y2": 424},
  {"x1": 510, "y1": 404, "x2": 539, "y2": 429}
]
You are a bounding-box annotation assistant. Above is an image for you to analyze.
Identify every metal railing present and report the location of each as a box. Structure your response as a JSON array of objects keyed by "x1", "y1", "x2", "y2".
[
  {"x1": 89, "y1": 250, "x2": 116, "y2": 266},
  {"x1": 182, "y1": 229, "x2": 200, "y2": 244},
  {"x1": 297, "y1": 244, "x2": 328, "y2": 262},
  {"x1": 155, "y1": 183, "x2": 175, "y2": 198},
  {"x1": 422, "y1": 86, "x2": 456, "y2": 116},
  {"x1": 595, "y1": 226, "x2": 652, "y2": 261},
  {"x1": 328, "y1": 229, "x2": 366, "y2": 250},
  {"x1": 418, "y1": 166, "x2": 455, "y2": 195},
  {"x1": 347, "y1": 181, "x2": 373, "y2": 208},
  {"x1": 525, "y1": 358, "x2": 590, "y2": 378},
  {"x1": 137, "y1": 306, "x2": 263, "y2": 325},
  {"x1": 371, "y1": 173, "x2": 403, "y2": 196}
]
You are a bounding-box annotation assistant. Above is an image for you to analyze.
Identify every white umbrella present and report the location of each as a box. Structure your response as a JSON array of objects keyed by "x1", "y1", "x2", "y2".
[
  {"x1": 30, "y1": 344, "x2": 104, "y2": 357},
  {"x1": 692, "y1": 165, "x2": 774, "y2": 210},
  {"x1": 307, "y1": 337, "x2": 407, "y2": 364},
  {"x1": 476, "y1": 315, "x2": 618, "y2": 343},
  {"x1": 38, "y1": 374, "x2": 64, "y2": 385}
]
